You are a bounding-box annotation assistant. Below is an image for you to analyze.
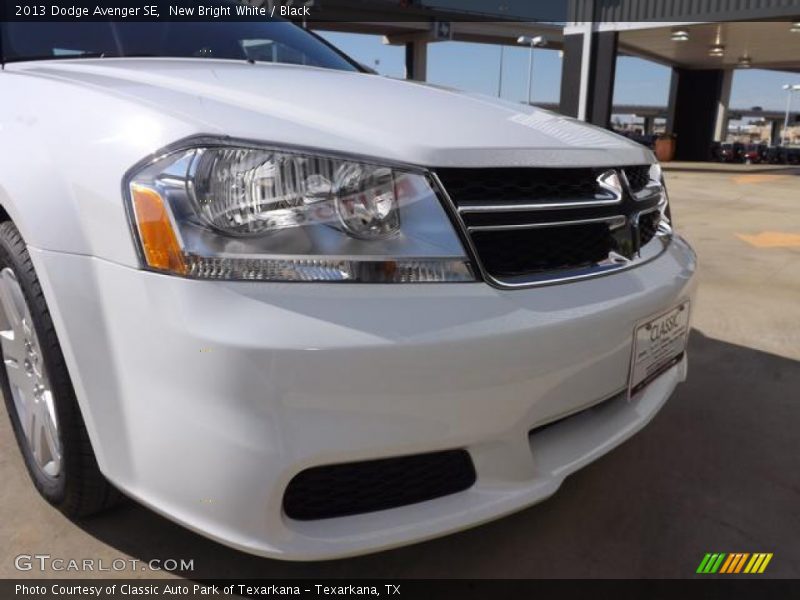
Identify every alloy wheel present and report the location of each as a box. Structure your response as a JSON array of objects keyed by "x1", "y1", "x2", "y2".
[{"x1": 0, "y1": 267, "x2": 62, "y2": 478}]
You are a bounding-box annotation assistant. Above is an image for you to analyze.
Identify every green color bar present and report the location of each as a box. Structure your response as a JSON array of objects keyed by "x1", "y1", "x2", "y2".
[
  {"x1": 697, "y1": 554, "x2": 713, "y2": 574},
  {"x1": 703, "y1": 554, "x2": 719, "y2": 573},
  {"x1": 709, "y1": 553, "x2": 726, "y2": 573}
]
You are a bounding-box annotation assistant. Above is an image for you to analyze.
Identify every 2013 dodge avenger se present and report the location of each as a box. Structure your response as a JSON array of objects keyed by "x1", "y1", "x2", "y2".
[{"x1": 0, "y1": 17, "x2": 696, "y2": 559}]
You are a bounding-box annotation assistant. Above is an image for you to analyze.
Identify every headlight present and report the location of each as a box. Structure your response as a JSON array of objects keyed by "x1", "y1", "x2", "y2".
[{"x1": 125, "y1": 141, "x2": 475, "y2": 282}]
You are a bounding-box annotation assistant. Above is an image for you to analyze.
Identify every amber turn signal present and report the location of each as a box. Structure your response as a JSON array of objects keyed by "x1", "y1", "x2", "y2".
[{"x1": 130, "y1": 184, "x2": 187, "y2": 275}]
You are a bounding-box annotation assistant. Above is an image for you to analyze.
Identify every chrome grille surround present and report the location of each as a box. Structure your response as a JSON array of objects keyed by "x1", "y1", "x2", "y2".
[{"x1": 432, "y1": 166, "x2": 672, "y2": 289}]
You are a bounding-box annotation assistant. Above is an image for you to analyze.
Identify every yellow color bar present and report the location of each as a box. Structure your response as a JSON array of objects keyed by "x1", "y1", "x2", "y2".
[
  {"x1": 744, "y1": 554, "x2": 759, "y2": 574},
  {"x1": 744, "y1": 553, "x2": 774, "y2": 574},
  {"x1": 758, "y1": 553, "x2": 773, "y2": 574}
]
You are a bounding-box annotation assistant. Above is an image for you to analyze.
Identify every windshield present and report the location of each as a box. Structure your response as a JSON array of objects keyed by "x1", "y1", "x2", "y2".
[{"x1": 0, "y1": 20, "x2": 360, "y2": 71}]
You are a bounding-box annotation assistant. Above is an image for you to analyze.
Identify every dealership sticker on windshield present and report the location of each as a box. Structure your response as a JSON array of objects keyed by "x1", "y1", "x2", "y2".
[{"x1": 628, "y1": 301, "x2": 690, "y2": 399}]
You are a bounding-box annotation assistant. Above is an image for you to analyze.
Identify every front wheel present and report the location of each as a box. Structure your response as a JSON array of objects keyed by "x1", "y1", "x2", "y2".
[{"x1": 0, "y1": 221, "x2": 121, "y2": 517}]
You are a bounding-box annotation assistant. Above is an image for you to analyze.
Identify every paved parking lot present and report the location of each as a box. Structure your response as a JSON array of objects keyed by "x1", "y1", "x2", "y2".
[{"x1": 1, "y1": 165, "x2": 799, "y2": 579}]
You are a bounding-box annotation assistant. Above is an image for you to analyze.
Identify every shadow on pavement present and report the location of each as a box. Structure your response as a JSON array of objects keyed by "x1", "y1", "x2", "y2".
[{"x1": 73, "y1": 330, "x2": 800, "y2": 578}]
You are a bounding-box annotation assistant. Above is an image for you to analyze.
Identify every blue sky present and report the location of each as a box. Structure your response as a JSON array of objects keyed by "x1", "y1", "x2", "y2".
[{"x1": 318, "y1": 31, "x2": 800, "y2": 111}]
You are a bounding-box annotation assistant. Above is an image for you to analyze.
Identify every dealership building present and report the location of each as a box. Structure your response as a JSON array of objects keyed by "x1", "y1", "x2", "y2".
[{"x1": 317, "y1": 0, "x2": 800, "y2": 160}]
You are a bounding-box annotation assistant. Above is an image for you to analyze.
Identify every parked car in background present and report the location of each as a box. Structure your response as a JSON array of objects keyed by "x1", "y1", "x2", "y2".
[
  {"x1": 764, "y1": 145, "x2": 800, "y2": 165},
  {"x1": 0, "y1": 16, "x2": 696, "y2": 559},
  {"x1": 765, "y1": 145, "x2": 784, "y2": 164},
  {"x1": 743, "y1": 144, "x2": 768, "y2": 164},
  {"x1": 718, "y1": 142, "x2": 745, "y2": 163}
]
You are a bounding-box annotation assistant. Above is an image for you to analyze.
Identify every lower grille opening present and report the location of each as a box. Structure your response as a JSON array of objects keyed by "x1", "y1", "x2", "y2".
[
  {"x1": 472, "y1": 223, "x2": 615, "y2": 279},
  {"x1": 283, "y1": 449, "x2": 477, "y2": 521}
]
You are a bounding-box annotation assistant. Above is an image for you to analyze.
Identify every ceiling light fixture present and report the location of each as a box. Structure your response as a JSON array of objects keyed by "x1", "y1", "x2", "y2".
[
  {"x1": 738, "y1": 55, "x2": 752, "y2": 68},
  {"x1": 790, "y1": 22, "x2": 800, "y2": 33},
  {"x1": 708, "y1": 44, "x2": 725, "y2": 57},
  {"x1": 671, "y1": 29, "x2": 690, "y2": 42}
]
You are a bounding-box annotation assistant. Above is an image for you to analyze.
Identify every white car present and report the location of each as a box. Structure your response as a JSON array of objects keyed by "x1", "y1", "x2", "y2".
[{"x1": 0, "y1": 18, "x2": 696, "y2": 560}]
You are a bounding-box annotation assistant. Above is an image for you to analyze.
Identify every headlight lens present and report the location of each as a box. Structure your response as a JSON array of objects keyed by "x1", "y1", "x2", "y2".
[
  {"x1": 188, "y1": 148, "x2": 401, "y2": 239},
  {"x1": 126, "y1": 142, "x2": 474, "y2": 282}
]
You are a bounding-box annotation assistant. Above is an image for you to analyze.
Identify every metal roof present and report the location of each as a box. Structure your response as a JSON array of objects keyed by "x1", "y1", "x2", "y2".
[{"x1": 617, "y1": 21, "x2": 800, "y2": 73}]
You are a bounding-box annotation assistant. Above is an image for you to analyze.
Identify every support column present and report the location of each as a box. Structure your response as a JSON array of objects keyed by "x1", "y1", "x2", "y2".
[
  {"x1": 405, "y1": 40, "x2": 427, "y2": 81},
  {"x1": 770, "y1": 120, "x2": 782, "y2": 146},
  {"x1": 559, "y1": 33, "x2": 584, "y2": 118},
  {"x1": 558, "y1": 26, "x2": 618, "y2": 128},
  {"x1": 713, "y1": 69, "x2": 734, "y2": 142},
  {"x1": 586, "y1": 31, "x2": 618, "y2": 128},
  {"x1": 643, "y1": 116, "x2": 655, "y2": 136},
  {"x1": 667, "y1": 68, "x2": 727, "y2": 161}
]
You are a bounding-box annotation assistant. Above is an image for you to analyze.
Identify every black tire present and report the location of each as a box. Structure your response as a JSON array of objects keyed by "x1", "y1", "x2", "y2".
[{"x1": 0, "y1": 220, "x2": 121, "y2": 517}]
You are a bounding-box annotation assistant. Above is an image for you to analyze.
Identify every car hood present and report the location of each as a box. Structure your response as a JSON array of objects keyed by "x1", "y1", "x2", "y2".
[{"x1": 10, "y1": 58, "x2": 653, "y2": 168}]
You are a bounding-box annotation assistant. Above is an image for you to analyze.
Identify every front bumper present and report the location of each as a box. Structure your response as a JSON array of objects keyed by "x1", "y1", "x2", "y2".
[{"x1": 30, "y1": 236, "x2": 697, "y2": 560}]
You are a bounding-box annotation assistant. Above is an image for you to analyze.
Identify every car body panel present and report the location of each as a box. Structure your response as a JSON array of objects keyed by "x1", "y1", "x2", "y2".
[
  {"x1": 1, "y1": 60, "x2": 651, "y2": 267},
  {"x1": 5, "y1": 58, "x2": 653, "y2": 167},
  {"x1": 2, "y1": 56, "x2": 696, "y2": 560},
  {"x1": 29, "y1": 236, "x2": 695, "y2": 559}
]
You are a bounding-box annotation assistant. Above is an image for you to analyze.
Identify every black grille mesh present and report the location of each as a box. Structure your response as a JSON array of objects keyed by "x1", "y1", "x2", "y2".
[
  {"x1": 436, "y1": 166, "x2": 663, "y2": 282},
  {"x1": 623, "y1": 166, "x2": 651, "y2": 193},
  {"x1": 639, "y1": 211, "x2": 661, "y2": 247},
  {"x1": 437, "y1": 167, "x2": 603, "y2": 204},
  {"x1": 283, "y1": 449, "x2": 476, "y2": 521},
  {"x1": 472, "y1": 224, "x2": 613, "y2": 278}
]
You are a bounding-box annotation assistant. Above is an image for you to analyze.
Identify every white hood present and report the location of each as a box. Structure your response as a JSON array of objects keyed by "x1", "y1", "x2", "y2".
[{"x1": 11, "y1": 58, "x2": 654, "y2": 168}]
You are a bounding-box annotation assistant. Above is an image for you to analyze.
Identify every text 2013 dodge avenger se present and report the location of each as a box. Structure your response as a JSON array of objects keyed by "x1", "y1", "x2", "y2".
[{"x1": 0, "y1": 18, "x2": 696, "y2": 559}]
